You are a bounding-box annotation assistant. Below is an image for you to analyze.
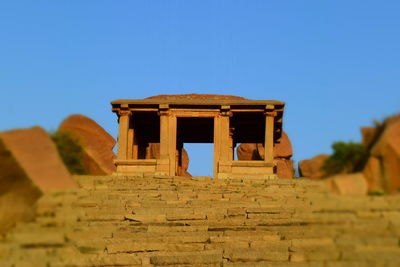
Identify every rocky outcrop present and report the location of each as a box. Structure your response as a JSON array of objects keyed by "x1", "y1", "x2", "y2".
[
  {"x1": 273, "y1": 132, "x2": 293, "y2": 159},
  {"x1": 178, "y1": 149, "x2": 191, "y2": 177},
  {"x1": 236, "y1": 143, "x2": 261, "y2": 161},
  {"x1": 0, "y1": 127, "x2": 76, "y2": 233},
  {"x1": 298, "y1": 154, "x2": 330, "y2": 179},
  {"x1": 361, "y1": 127, "x2": 377, "y2": 148},
  {"x1": 147, "y1": 143, "x2": 191, "y2": 177},
  {"x1": 236, "y1": 132, "x2": 294, "y2": 179},
  {"x1": 275, "y1": 158, "x2": 295, "y2": 179},
  {"x1": 324, "y1": 173, "x2": 368, "y2": 195},
  {"x1": 303, "y1": 115, "x2": 400, "y2": 194},
  {"x1": 362, "y1": 115, "x2": 400, "y2": 193},
  {"x1": 59, "y1": 114, "x2": 116, "y2": 175}
]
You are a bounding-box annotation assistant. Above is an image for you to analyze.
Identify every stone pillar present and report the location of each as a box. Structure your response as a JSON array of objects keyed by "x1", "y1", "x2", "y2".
[
  {"x1": 117, "y1": 109, "x2": 131, "y2": 160},
  {"x1": 264, "y1": 107, "x2": 276, "y2": 163},
  {"x1": 215, "y1": 107, "x2": 232, "y2": 178},
  {"x1": 158, "y1": 106, "x2": 177, "y2": 176},
  {"x1": 168, "y1": 115, "x2": 177, "y2": 176},
  {"x1": 127, "y1": 128, "x2": 134, "y2": 159},
  {"x1": 158, "y1": 108, "x2": 170, "y2": 174},
  {"x1": 219, "y1": 110, "x2": 231, "y2": 162},
  {"x1": 213, "y1": 116, "x2": 220, "y2": 178}
]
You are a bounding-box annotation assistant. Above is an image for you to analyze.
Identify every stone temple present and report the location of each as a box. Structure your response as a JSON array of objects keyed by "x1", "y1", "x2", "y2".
[
  {"x1": 2, "y1": 95, "x2": 400, "y2": 266},
  {"x1": 112, "y1": 95, "x2": 285, "y2": 179}
]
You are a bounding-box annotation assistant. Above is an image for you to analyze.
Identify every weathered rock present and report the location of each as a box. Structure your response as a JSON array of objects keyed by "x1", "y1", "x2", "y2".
[
  {"x1": 236, "y1": 143, "x2": 261, "y2": 161},
  {"x1": 237, "y1": 132, "x2": 293, "y2": 160},
  {"x1": 236, "y1": 132, "x2": 294, "y2": 179},
  {"x1": 0, "y1": 127, "x2": 76, "y2": 233},
  {"x1": 363, "y1": 116, "x2": 400, "y2": 193},
  {"x1": 298, "y1": 154, "x2": 329, "y2": 179},
  {"x1": 273, "y1": 132, "x2": 293, "y2": 158},
  {"x1": 147, "y1": 143, "x2": 191, "y2": 177},
  {"x1": 59, "y1": 114, "x2": 116, "y2": 175},
  {"x1": 361, "y1": 127, "x2": 377, "y2": 148},
  {"x1": 275, "y1": 159, "x2": 295, "y2": 179},
  {"x1": 324, "y1": 173, "x2": 368, "y2": 195},
  {"x1": 362, "y1": 157, "x2": 382, "y2": 192},
  {"x1": 147, "y1": 142, "x2": 160, "y2": 159},
  {"x1": 237, "y1": 144, "x2": 294, "y2": 179},
  {"x1": 179, "y1": 148, "x2": 191, "y2": 177}
]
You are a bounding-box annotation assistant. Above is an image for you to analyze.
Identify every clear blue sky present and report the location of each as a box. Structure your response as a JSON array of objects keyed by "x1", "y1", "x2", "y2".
[{"x1": 1, "y1": 1, "x2": 399, "y2": 176}]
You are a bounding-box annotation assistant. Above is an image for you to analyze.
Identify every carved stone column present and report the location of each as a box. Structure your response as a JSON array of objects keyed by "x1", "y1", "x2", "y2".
[
  {"x1": 214, "y1": 107, "x2": 233, "y2": 179},
  {"x1": 219, "y1": 108, "x2": 232, "y2": 162},
  {"x1": 158, "y1": 108, "x2": 170, "y2": 174},
  {"x1": 213, "y1": 115, "x2": 221, "y2": 178},
  {"x1": 158, "y1": 106, "x2": 177, "y2": 176},
  {"x1": 264, "y1": 106, "x2": 276, "y2": 163},
  {"x1": 117, "y1": 109, "x2": 131, "y2": 160},
  {"x1": 159, "y1": 110, "x2": 169, "y2": 158},
  {"x1": 168, "y1": 115, "x2": 177, "y2": 176}
]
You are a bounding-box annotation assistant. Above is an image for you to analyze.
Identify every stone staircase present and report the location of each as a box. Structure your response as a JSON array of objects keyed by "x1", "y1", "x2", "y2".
[{"x1": 1, "y1": 175, "x2": 400, "y2": 266}]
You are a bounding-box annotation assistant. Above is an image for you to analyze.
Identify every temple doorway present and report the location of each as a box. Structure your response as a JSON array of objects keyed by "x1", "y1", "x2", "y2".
[
  {"x1": 184, "y1": 143, "x2": 214, "y2": 177},
  {"x1": 177, "y1": 117, "x2": 214, "y2": 177}
]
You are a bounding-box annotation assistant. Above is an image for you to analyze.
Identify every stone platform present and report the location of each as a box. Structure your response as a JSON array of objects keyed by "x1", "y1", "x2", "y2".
[{"x1": 1, "y1": 175, "x2": 400, "y2": 266}]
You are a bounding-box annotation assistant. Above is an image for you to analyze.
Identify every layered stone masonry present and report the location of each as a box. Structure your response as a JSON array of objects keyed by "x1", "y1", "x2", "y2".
[{"x1": 1, "y1": 175, "x2": 400, "y2": 266}]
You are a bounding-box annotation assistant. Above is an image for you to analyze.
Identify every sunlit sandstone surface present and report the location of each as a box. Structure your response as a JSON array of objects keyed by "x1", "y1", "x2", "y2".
[{"x1": 1, "y1": 174, "x2": 400, "y2": 266}]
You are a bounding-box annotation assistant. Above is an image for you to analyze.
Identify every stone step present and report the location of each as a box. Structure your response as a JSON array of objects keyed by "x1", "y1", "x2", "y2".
[
  {"x1": 106, "y1": 241, "x2": 205, "y2": 254},
  {"x1": 149, "y1": 250, "x2": 223, "y2": 266},
  {"x1": 224, "y1": 248, "x2": 289, "y2": 262},
  {"x1": 2, "y1": 174, "x2": 400, "y2": 266}
]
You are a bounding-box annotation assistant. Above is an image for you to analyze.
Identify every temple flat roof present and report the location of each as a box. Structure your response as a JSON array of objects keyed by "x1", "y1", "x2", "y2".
[{"x1": 111, "y1": 99, "x2": 285, "y2": 107}]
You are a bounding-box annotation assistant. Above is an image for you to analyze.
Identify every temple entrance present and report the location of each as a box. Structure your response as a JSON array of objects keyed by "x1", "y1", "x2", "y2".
[
  {"x1": 185, "y1": 144, "x2": 214, "y2": 176},
  {"x1": 177, "y1": 117, "x2": 214, "y2": 177}
]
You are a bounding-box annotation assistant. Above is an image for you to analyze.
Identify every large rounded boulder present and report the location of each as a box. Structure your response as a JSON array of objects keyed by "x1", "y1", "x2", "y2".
[
  {"x1": 59, "y1": 114, "x2": 116, "y2": 175},
  {"x1": 298, "y1": 154, "x2": 330, "y2": 179}
]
